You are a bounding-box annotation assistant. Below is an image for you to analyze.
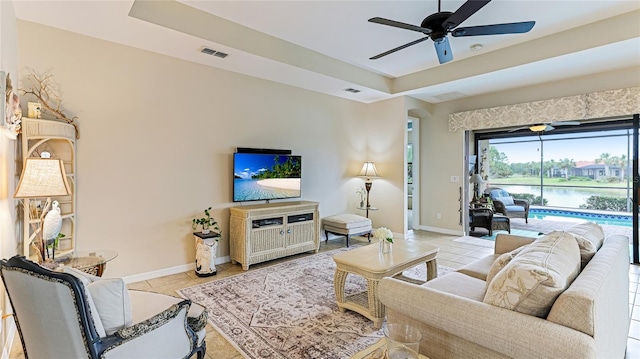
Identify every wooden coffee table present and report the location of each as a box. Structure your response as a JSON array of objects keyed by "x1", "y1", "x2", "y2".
[{"x1": 333, "y1": 240, "x2": 439, "y2": 328}]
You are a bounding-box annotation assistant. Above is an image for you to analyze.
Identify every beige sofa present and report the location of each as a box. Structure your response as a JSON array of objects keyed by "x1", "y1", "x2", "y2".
[{"x1": 378, "y1": 223, "x2": 630, "y2": 359}]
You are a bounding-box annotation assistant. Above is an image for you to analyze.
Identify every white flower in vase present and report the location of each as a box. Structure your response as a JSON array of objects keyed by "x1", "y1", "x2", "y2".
[{"x1": 372, "y1": 227, "x2": 393, "y2": 243}]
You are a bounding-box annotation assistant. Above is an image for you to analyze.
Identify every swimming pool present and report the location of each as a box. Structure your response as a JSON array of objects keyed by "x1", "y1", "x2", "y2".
[{"x1": 529, "y1": 208, "x2": 632, "y2": 227}]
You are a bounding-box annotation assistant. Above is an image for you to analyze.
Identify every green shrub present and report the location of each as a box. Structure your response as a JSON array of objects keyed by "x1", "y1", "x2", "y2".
[
  {"x1": 579, "y1": 196, "x2": 629, "y2": 211},
  {"x1": 568, "y1": 176, "x2": 591, "y2": 181},
  {"x1": 511, "y1": 193, "x2": 548, "y2": 206}
]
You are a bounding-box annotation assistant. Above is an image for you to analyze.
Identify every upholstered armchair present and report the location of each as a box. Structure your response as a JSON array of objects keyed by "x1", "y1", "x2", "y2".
[
  {"x1": 0, "y1": 256, "x2": 207, "y2": 359},
  {"x1": 484, "y1": 187, "x2": 530, "y2": 223}
]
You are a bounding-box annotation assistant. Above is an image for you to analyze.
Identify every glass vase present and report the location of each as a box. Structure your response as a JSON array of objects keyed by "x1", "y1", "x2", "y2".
[{"x1": 379, "y1": 240, "x2": 392, "y2": 254}]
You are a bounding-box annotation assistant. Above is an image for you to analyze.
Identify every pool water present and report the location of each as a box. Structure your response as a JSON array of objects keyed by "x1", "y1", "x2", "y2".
[{"x1": 529, "y1": 208, "x2": 632, "y2": 227}]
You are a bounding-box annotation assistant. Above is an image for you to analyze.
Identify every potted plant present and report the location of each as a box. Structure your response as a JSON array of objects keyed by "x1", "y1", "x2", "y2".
[{"x1": 192, "y1": 207, "x2": 221, "y2": 237}]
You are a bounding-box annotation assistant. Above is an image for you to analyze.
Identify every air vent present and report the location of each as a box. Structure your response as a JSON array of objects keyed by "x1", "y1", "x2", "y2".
[
  {"x1": 200, "y1": 47, "x2": 229, "y2": 59},
  {"x1": 344, "y1": 88, "x2": 361, "y2": 94},
  {"x1": 432, "y1": 91, "x2": 467, "y2": 101}
]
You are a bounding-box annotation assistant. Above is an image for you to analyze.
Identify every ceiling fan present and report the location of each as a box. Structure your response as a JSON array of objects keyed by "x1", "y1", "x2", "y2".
[
  {"x1": 509, "y1": 121, "x2": 582, "y2": 133},
  {"x1": 368, "y1": 0, "x2": 535, "y2": 64}
]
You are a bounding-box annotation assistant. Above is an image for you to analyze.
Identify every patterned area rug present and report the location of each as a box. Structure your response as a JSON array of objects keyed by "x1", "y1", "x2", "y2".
[{"x1": 178, "y1": 246, "x2": 452, "y2": 359}]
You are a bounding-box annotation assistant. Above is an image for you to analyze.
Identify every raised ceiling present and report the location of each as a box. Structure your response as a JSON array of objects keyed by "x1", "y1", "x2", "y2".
[{"x1": 12, "y1": 0, "x2": 640, "y2": 103}]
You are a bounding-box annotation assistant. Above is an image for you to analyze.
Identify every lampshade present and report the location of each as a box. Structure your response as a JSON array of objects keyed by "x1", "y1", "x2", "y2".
[
  {"x1": 358, "y1": 161, "x2": 380, "y2": 180},
  {"x1": 14, "y1": 158, "x2": 71, "y2": 198},
  {"x1": 469, "y1": 173, "x2": 483, "y2": 184}
]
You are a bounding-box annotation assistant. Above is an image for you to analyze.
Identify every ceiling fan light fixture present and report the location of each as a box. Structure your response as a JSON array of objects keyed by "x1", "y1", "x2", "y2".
[
  {"x1": 529, "y1": 124, "x2": 548, "y2": 132},
  {"x1": 470, "y1": 43, "x2": 483, "y2": 51}
]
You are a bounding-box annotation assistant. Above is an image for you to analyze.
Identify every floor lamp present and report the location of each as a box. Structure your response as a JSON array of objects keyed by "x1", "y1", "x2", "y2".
[
  {"x1": 14, "y1": 155, "x2": 71, "y2": 262},
  {"x1": 358, "y1": 161, "x2": 380, "y2": 218}
]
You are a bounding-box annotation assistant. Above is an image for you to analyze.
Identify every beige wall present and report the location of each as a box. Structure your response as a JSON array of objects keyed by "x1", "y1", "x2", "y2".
[
  {"x1": 420, "y1": 66, "x2": 640, "y2": 234},
  {"x1": 0, "y1": 0, "x2": 18, "y2": 348},
  {"x1": 15, "y1": 20, "x2": 416, "y2": 278}
]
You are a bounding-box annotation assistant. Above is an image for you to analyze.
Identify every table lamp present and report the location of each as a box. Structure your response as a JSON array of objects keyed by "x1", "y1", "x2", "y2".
[
  {"x1": 469, "y1": 173, "x2": 483, "y2": 202},
  {"x1": 358, "y1": 161, "x2": 380, "y2": 209},
  {"x1": 14, "y1": 154, "x2": 71, "y2": 261}
]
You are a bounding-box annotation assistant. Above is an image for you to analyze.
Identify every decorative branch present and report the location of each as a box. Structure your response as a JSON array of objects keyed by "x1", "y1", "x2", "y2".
[{"x1": 19, "y1": 70, "x2": 80, "y2": 138}]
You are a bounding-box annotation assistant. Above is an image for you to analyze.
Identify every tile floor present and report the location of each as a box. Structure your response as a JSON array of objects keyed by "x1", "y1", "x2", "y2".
[{"x1": 8, "y1": 229, "x2": 639, "y2": 358}]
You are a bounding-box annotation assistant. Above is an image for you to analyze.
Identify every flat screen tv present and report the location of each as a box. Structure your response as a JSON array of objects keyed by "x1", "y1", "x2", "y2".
[{"x1": 233, "y1": 152, "x2": 302, "y2": 202}]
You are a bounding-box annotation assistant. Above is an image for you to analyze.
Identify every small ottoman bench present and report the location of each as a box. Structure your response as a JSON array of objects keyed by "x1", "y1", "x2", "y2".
[
  {"x1": 491, "y1": 214, "x2": 511, "y2": 234},
  {"x1": 323, "y1": 214, "x2": 372, "y2": 247}
]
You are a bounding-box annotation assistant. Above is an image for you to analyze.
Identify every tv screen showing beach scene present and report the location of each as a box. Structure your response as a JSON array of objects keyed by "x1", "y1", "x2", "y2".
[{"x1": 233, "y1": 153, "x2": 302, "y2": 202}]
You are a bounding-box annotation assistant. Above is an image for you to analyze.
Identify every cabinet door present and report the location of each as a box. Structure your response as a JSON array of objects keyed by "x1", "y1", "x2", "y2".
[
  {"x1": 250, "y1": 227, "x2": 285, "y2": 253},
  {"x1": 285, "y1": 221, "x2": 315, "y2": 247}
]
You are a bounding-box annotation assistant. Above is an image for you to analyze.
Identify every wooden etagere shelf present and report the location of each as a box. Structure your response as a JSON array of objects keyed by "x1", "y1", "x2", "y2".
[{"x1": 19, "y1": 118, "x2": 77, "y2": 259}]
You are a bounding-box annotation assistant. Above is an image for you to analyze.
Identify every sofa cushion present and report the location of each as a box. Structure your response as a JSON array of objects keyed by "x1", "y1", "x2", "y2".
[
  {"x1": 485, "y1": 246, "x2": 526, "y2": 286},
  {"x1": 423, "y1": 272, "x2": 486, "y2": 301},
  {"x1": 483, "y1": 231, "x2": 581, "y2": 317},
  {"x1": 456, "y1": 254, "x2": 499, "y2": 281}
]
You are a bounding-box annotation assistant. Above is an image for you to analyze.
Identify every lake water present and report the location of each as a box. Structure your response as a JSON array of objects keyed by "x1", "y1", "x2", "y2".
[{"x1": 497, "y1": 185, "x2": 632, "y2": 208}]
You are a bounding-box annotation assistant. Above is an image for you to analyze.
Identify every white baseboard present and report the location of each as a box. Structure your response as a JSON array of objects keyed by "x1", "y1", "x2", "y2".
[
  {"x1": 416, "y1": 225, "x2": 465, "y2": 236},
  {"x1": 122, "y1": 256, "x2": 231, "y2": 284}
]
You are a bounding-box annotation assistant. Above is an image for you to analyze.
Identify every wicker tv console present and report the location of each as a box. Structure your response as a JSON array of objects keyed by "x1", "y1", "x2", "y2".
[{"x1": 229, "y1": 201, "x2": 320, "y2": 270}]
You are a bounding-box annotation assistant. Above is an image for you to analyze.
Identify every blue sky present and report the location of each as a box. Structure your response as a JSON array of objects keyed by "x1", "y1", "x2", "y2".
[
  {"x1": 490, "y1": 132, "x2": 631, "y2": 164},
  {"x1": 233, "y1": 154, "x2": 299, "y2": 179}
]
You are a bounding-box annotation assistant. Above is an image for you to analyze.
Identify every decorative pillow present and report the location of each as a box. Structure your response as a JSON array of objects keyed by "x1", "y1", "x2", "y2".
[
  {"x1": 485, "y1": 246, "x2": 525, "y2": 286},
  {"x1": 87, "y1": 278, "x2": 133, "y2": 335},
  {"x1": 495, "y1": 196, "x2": 515, "y2": 206},
  {"x1": 63, "y1": 266, "x2": 101, "y2": 283},
  {"x1": 483, "y1": 231, "x2": 581, "y2": 318},
  {"x1": 566, "y1": 222, "x2": 605, "y2": 250}
]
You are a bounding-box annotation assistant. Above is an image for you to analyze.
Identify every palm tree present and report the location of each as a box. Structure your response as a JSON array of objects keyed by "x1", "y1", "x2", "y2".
[
  {"x1": 614, "y1": 154, "x2": 628, "y2": 180},
  {"x1": 595, "y1": 153, "x2": 614, "y2": 177},
  {"x1": 558, "y1": 158, "x2": 576, "y2": 179}
]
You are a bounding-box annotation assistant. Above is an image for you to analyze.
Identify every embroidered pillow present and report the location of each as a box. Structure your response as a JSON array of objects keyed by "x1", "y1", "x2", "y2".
[
  {"x1": 485, "y1": 246, "x2": 525, "y2": 286},
  {"x1": 484, "y1": 231, "x2": 581, "y2": 318}
]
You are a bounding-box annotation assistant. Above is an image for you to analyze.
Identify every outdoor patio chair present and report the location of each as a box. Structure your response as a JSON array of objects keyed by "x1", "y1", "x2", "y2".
[
  {"x1": 484, "y1": 187, "x2": 530, "y2": 223},
  {"x1": 0, "y1": 255, "x2": 207, "y2": 359}
]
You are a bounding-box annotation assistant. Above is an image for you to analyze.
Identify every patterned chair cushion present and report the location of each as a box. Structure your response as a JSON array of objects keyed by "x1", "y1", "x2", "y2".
[{"x1": 495, "y1": 195, "x2": 515, "y2": 206}]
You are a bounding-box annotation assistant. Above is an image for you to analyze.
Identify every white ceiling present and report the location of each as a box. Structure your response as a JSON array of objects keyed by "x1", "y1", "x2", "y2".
[{"x1": 12, "y1": 0, "x2": 640, "y2": 103}]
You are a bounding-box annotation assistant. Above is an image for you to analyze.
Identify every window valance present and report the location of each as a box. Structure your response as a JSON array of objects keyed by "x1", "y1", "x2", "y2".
[{"x1": 449, "y1": 87, "x2": 640, "y2": 132}]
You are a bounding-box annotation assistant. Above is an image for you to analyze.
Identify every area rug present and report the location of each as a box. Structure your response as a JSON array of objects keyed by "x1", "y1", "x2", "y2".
[
  {"x1": 177, "y1": 246, "x2": 453, "y2": 359},
  {"x1": 480, "y1": 228, "x2": 543, "y2": 241}
]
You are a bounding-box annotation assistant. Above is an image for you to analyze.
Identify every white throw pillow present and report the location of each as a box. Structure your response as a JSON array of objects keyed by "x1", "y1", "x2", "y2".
[
  {"x1": 87, "y1": 278, "x2": 133, "y2": 335},
  {"x1": 483, "y1": 231, "x2": 581, "y2": 318}
]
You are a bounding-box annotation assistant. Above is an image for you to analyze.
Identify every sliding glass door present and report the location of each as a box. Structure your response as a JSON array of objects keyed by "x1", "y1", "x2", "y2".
[{"x1": 475, "y1": 118, "x2": 639, "y2": 263}]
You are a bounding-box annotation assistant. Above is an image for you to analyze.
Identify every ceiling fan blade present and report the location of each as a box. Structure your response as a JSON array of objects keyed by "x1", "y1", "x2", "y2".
[
  {"x1": 368, "y1": 17, "x2": 432, "y2": 34},
  {"x1": 549, "y1": 121, "x2": 581, "y2": 126},
  {"x1": 443, "y1": 0, "x2": 491, "y2": 29},
  {"x1": 451, "y1": 21, "x2": 535, "y2": 37},
  {"x1": 433, "y1": 37, "x2": 453, "y2": 64},
  {"x1": 544, "y1": 125, "x2": 555, "y2": 131},
  {"x1": 508, "y1": 126, "x2": 529, "y2": 132},
  {"x1": 370, "y1": 37, "x2": 430, "y2": 60}
]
